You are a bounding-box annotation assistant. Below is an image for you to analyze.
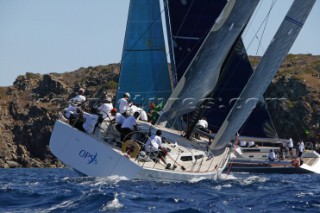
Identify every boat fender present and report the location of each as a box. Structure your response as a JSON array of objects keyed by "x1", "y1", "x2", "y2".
[{"x1": 122, "y1": 140, "x2": 140, "y2": 158}]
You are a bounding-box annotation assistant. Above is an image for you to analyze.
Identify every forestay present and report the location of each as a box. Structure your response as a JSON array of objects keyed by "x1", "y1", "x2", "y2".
[
  {"x1": 210, "y1": 0, "x2": 316, "y2": 151},
  {"x1": 158, "y1": 0, "x2": 260, "y2": 122}
]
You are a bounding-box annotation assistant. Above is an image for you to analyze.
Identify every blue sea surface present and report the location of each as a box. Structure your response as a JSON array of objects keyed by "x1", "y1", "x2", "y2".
[{"x1": 0, "y1": 168, "x2": 319, "y2": 212}]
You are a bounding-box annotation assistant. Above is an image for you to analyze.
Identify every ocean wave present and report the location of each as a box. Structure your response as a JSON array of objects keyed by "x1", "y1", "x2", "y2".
[
  {"x1": 101, "y1": 193, "x2": 123, "y2": 211},
  {"x1": 1, "y1": 168, "x2": 320, "y2": 212}
]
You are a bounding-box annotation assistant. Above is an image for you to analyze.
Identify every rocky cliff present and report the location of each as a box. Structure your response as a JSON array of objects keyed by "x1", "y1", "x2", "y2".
[
  {"x1": 262, "y1": 54, "x2": 320, "y2": 143},
  {"x1": 0, "y1": 64, "x2": 120, "y2": 168},
  {"x1": 0, "y1": 55, "x2": 319, "y2": 168}
]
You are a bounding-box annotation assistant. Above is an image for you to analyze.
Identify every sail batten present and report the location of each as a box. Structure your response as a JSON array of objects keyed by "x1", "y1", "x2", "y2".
[
  {"x1": 210, "y1": 0, "x2": 316, "y2": 151},
  {"x1": 158, "y1": 0, "x2": 260, "y2": 122}
]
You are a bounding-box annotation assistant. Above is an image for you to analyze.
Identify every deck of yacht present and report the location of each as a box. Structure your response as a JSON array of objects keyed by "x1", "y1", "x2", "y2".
[{"x1": 91, "y1": 119, "x2": 230, "y2": 174}]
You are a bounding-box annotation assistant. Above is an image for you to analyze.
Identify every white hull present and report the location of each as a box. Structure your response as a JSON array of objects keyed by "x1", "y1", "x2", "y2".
[
  {"x1": 50, "y1": 120, "x2": 230, "y2": 181},
  {"x1": 299, "y1": 151, "x2": 320, "y2": 174},
  {"x1": 228, "y1": 145, "x2": 320, "y2": 174}
]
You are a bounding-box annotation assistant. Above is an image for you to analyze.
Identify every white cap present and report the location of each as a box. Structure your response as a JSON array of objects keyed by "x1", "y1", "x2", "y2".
[{"x1": 124, "y1": 92, "x2": 130, "y2": 98}]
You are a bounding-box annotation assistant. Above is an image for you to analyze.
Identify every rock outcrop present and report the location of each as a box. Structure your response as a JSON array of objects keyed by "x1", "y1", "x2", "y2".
[
  {"x1": 265, "y1": 56, "x2": 320, "y2": 145},
  {"x1": 0, "y1": 64, "x2": 120, "y2": 168}
]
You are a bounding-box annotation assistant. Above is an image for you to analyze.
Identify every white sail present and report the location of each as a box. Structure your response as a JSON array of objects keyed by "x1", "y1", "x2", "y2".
[
  {"x1": 210, "y1": 0, "x2": 316, "y2": 151},
  {"x1": 158, "y1": 0, "x2": 260, "y2": 122}
]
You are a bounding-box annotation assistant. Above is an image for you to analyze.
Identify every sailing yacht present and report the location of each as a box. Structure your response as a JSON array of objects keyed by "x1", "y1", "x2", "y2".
[
  {"x1": 225, "y1": 136, "x2": 320, "y2": 174},
  {"x1": 49, "y1": 0, "x2": 317, "y2": 180}
]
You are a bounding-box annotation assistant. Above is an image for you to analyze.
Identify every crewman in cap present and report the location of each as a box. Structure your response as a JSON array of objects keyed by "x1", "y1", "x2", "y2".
[{"x1": 118, "y1": 92, "x2": 131, "y2": 116}]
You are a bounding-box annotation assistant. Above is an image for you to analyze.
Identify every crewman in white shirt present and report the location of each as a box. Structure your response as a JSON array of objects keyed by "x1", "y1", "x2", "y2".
[
  {"x1": 288, "y1": 138, "x2": 294, "y2": 158},
  {"x1": 64, "y1": 88, "x2": 86, "y2": 119},
  {"x1": 98, "y1": 96, "x2": 113, "y2": 119},
  {"x1": 110, "y1": 108, "x2": 125, "y2": 133},
  {"x1": 118, "y1": 92, "x2": 131, "y2": 116},
  {"x1": 119, "y1": 111, "x2": 140, "y2": 141},
  {"x1": 145, "y1": 130, "x2": 168, "y2": 165}
]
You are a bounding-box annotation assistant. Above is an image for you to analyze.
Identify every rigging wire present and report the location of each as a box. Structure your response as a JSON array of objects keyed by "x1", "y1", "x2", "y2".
[
  {"x1": 245, "y1": 0, "x2": 278, "y2": 55},
  {"x1": 242, "y1": 0, "x2": 263, "y2": 38},
  {"x1": 173, "y1": 0, "x2": 196, "y2": 39},
  {"x1": 256, "y1": 0, "x2": 278, "y2": 55},
  {"x1": 238, "y1": 0, "x2": 286, "y2": 137}
]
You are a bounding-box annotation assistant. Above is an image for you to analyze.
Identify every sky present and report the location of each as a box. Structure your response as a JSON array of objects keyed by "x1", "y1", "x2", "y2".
[{"x1": 0, "y1": 0, "x2": 319, "y2": 86}]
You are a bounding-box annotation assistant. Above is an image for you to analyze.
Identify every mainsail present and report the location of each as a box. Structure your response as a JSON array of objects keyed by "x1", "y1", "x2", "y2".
[
  {"x1": 210, "y1": 0, "x2": 316, "y2": 150},
  {"x1": 164, "y1": 0, "x2": 227, "y2": 83},
  {"x1": 158, "y1": 0, "x2": 260, "y2": 122},
  {"x1": 116, "y1": 0, "x2": 172, "y2": 109}
]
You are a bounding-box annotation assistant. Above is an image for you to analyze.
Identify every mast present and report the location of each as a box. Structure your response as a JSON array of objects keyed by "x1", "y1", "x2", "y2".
[
  {"x1": 163, "y1": 0, "x2": 178, "y2": 88},
  {"x1": 210, "y1": 0, "x2": 316, "y2": 151}
]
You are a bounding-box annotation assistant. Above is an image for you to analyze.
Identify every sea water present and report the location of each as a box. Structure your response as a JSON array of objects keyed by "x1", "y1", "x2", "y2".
[{"x1": 0, "y1": 168, "x2": 319, "y2": 212}]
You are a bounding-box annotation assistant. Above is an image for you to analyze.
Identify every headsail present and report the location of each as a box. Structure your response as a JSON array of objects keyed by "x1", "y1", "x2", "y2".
[
  {"x1": 210, "y1": 0, "x2": 316, "y2": 150},
  {"x1": 205, "y1": 38, "x2": 278, "y2": 138},
  {"x1": 158, "y1": 0, "x2": 260, "y2": 122},
  {"x1": 116, "y1": 0, "x2": 172, "y2": 109},
  {"x1": 163, "y1": 0, "x2": 277, "y2": 138}
]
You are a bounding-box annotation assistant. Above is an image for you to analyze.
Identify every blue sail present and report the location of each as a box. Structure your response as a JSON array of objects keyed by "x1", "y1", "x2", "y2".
[
  {"x1": 116, "y1": 0, "x2": 172, "y2": 110},
  {"x1": 164, "y1": 0, "x2": 277, "y2": 138}
]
